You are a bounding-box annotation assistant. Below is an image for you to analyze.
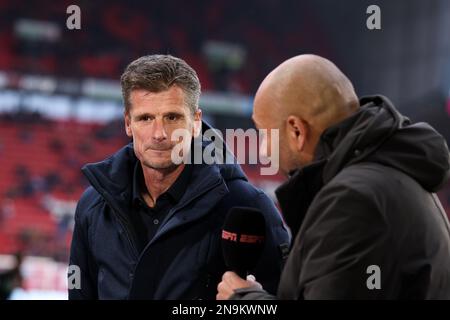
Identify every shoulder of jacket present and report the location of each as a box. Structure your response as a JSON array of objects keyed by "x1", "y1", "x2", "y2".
[
  {"x1": 328, "y1": 162, "x2": 397, "y2": 192},
  {"x1": 224, "y1": 177, "x2": 265, "y2": 199},
  {"x1": 313, "y1": 162, "x2": 396, "y2": 218},
  {"x1": 219, "y1": 178, "x2": 285, "y2": 224}
]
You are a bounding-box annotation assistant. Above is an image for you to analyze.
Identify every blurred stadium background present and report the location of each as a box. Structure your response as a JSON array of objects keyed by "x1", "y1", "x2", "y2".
[{"x1": 0, "y1": 0, "x2": 449, "y2": 299}]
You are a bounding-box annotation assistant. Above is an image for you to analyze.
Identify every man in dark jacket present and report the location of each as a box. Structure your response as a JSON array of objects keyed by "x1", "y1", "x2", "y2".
[
  {"x1": 68, "y1": 55, "x2": 290, "y2": 300},
  {"x1": 217, "y1": 54, "x2": 450, "y2": 299}
]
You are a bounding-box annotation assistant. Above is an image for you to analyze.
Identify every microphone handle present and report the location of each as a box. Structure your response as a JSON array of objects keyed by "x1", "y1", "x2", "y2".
[{"x1": 235, "y1": 269, "x2": 248, "y2": 279}]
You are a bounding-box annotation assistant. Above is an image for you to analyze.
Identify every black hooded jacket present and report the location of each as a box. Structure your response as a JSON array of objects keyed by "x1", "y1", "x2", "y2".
[{"x1": 232, "y1": 95, "x2": 450, "y2": 299}]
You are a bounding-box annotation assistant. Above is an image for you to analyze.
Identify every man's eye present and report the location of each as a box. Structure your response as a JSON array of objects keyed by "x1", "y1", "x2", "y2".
[
  {"x1": 140, "y1": 116, "x2": 152, "y2": 121},
  {"x1": 166, "y1": 115, "x2": 178, "y2": 121}
]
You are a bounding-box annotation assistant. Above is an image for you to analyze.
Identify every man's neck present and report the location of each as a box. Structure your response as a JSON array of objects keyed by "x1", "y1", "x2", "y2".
[{"x1": 141, "y1": 163, "x2": 185, "y2": 207}]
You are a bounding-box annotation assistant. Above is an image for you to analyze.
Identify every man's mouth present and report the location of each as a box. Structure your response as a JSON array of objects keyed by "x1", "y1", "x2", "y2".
[{"x1": 146, "y1": 146, "x2": 172, "y2": 152}]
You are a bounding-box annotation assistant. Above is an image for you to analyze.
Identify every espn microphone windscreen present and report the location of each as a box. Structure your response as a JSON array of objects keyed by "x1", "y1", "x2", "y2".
[{"x1": 221, "y1": 207, "x2": 266, "y2": 278}]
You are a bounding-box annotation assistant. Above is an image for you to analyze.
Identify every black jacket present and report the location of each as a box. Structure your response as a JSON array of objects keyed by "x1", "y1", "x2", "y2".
[
  {"x1": 68, "y1": 126, "x2": 290, "y2": 299},
  {"x1": 232, "y1": 95, "x2": 450, "y2": 300}
]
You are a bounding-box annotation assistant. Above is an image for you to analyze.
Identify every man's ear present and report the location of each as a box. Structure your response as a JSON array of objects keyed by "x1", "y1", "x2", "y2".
[
  {"x1": 192, "y1": 108, "x2": 202, "y2": 137},
  {"x1": 124, "y1": 111, "x2": 132, "y2": 137},
  {"x1": 286, "y1": 115, "x2": 308, "y2": 152}
]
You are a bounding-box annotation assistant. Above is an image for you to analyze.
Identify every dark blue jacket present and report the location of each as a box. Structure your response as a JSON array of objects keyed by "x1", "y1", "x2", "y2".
[{"x1": 68, "y1": 140, "x2": 290, "y2": 299}]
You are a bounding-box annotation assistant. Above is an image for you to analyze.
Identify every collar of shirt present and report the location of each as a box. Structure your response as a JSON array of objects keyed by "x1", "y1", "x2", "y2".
[{"x1": 132, "y1": 161, "x2": 193, "y2": 208}]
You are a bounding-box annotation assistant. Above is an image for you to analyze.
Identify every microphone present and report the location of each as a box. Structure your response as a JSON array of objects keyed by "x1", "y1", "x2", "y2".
[{"x1": 221, "y1": 207, "x2": 266, "y2": 278}]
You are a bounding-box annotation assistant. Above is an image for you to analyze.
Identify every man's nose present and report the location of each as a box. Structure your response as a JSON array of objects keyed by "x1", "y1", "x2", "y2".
[{"x1": 152, "y1": 118, "x2": 168, "y2": 142}]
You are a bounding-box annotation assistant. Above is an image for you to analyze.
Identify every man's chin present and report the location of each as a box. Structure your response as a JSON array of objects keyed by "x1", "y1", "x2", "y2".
[{"x1": 142, "y1": 159, "x2": 177, "y2": 170}]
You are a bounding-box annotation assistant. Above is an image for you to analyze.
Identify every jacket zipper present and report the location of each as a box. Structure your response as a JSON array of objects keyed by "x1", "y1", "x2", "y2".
[
  {"x1": 98, "y1": 189, "x2": 140, "y2": 259},
  {"x1": 83, "y1": 169, "x2": 141, "y2": 259},
  {"x1": 114, "y1": 209, "x2": 140, "y2": 259}
]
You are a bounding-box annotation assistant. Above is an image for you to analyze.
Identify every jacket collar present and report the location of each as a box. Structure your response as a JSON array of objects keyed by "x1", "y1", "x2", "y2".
[
  {"x1": 131, "y1": 160, "x2": 193, "y2": 207},
  {"x1": 275, "y1": 159, "x2": 326, "y2": 239},
  {"x1": 82, "y1": 143, "x2": 230, "y2": 214},
  {"x1": 148, "y1": 162, "x2": 228, "y2": 246},
  {"x1": 81, "y1": 139, "x2": 248, "y2": 244}
]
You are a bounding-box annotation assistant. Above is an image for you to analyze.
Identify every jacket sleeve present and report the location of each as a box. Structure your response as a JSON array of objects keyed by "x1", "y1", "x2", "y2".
[
  {"x1": 68, "y1": 188, "x2": 99, "y2": 300},
  {"x1": 230, "y1": 287, "x2": 277, "y2": 300},
  {"x1": 251, "y1": 192, "x2": 291, "y2": 295},
  {"x1": 298, "y1": 179, "x2": 391, "y2": 299}
]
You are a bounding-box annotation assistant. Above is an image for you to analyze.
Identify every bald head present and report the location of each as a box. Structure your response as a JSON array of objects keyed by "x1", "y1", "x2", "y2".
[
  {"x1": 253, "y1": 54, "x2": 359, "y2": 173},
  {"x1": 254, "y1": 54, "x2": 358, "y2": 131}
]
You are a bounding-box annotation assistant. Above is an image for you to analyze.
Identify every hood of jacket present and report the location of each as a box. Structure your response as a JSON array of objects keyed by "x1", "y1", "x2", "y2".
[{"x1": 315, "y1": 94, "x2": 450, "y2": 192}]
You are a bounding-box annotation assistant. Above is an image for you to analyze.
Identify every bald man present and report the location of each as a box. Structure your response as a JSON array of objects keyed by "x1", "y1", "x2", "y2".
[{"x1": 217, "y1": 54, "x2": 450, "y2": 299}]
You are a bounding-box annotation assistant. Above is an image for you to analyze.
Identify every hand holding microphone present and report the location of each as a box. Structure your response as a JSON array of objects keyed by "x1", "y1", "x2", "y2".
[{"x1": 216, "y1": 271, "x2": 262, "y2": 300}]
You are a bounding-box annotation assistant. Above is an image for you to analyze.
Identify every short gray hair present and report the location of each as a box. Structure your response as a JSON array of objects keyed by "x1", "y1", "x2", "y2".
[{"x1": 120, "y1": 54, "x2": 201, "y2": 115}]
